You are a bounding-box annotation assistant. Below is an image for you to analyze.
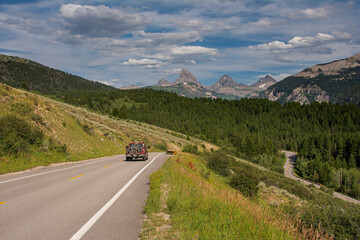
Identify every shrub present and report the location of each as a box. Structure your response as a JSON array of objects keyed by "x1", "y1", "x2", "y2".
[
  {"x1": 82, "y1": 124, "x2": 94, "y2": 135},
  {"x1": 206, "y1": 151, "x2": 235, "y2": 177},
  {"x1": 0, "y1": 114, "x2": 43, "y2": 155},
  {"x1": 230, "y1": 172, "x2": 259, "y2": 197},
  {"x1": 182, "y1": 144, "x2": 199, "y2": 154}
]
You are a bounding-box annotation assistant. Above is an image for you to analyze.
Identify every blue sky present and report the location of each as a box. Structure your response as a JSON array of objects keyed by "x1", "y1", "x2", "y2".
[{"x1": 0, "y1": 0, "x2": 359, "y2": 87}]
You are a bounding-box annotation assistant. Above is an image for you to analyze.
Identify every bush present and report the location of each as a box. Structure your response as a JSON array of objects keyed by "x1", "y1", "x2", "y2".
[
  {"x1": 0, "y1": 114, "x2": 43, "y2": 155},
  {"x1": 81, "y1": 124, "x2": 94, "y2": 135},
  {"x1": 182, "y1": 144, "x2": 199, "y2": 154},
  {"x1": 230, "y1": 172, "x2": 259, "y2": 197},
  {"x1": 206, "y1": 151, "x2": 235, "y2": 177}
]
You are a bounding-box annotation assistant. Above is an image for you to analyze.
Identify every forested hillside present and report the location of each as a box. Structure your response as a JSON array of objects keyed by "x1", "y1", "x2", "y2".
[
  {"x1": 56, "y1": 88, "x2": 360, "y2": 199},
  {"x1": 0, "y1": 54, "x2": 114, "y2": 94}
]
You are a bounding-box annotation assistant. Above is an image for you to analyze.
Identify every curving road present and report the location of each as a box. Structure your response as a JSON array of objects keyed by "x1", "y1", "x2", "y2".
[
  {"x1": 0, "y1": 152, "x2": 169, "y2": 240},
  {"x1": 283, "y1": 151, "x2": 360, "y2": 205}
]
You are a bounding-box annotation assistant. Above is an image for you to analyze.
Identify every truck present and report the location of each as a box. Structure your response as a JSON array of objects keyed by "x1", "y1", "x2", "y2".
[{"x1": 125, "y1": 142, "x2": 150, "y2": 161}]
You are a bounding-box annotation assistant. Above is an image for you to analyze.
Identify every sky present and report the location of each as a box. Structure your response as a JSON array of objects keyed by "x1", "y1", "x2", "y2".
[{"x1": 0, "y1": 0, "x2": 359, "y2": 87}]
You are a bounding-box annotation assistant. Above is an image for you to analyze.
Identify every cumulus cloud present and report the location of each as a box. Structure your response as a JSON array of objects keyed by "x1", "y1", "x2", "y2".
[
  {"x1": 300, "y1": 7, "x2": 331, "y2": 18},
  {"x1": 122, "y1": 58, "x2": 163, "y2": 69},
  {"x1": 288, "y1": 6, "x2": 333, "y2": 19},
  {"x1": 59, "y1": 4, "x2": 149, "y2": 38},
  {"x1": 149, "y1": 45, "x2": 219, "y2": 64},
  {"x1": 249, "y1": 32, "x2": 352, "y2": 50}
]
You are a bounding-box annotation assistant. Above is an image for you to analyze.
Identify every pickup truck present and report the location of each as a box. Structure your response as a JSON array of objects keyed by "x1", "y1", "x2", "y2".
[{"x1": 126, "y1": 142, "x2": 150, "y2": 161}]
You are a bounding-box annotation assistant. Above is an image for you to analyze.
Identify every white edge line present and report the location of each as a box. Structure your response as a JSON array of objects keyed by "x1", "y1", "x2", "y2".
[
  {"x1": 0, "y1": 156, "x2": 121, "y2": 185},
  {"x1": 69, "y1": 153, "x2": 163, "y2": 240}
]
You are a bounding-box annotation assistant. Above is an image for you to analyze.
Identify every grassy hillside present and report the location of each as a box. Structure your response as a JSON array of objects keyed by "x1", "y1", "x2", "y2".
[
  {"x1": 0, "y1": 83, "x2": 215, "y2": 173},
  {"x1": 0, "y1": 54, "x2": 114, "y2": 94},
  {"x1": 141, "y1": 152, "x2": 360, "y2": 239}
]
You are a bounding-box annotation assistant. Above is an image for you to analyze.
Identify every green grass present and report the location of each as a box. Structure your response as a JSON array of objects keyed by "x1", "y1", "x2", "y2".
[
  {"x1": 0, "y1": 148, "x2": 68, "y2": 174},
  {"x1": 141, "y1": 153, "x2": 306, "y2": 240}
]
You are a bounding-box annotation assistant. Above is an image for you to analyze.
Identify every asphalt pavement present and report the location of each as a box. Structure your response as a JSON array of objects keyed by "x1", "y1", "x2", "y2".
[{"x1": 0, "y1": 152, "x2": 168, "y2": 240}]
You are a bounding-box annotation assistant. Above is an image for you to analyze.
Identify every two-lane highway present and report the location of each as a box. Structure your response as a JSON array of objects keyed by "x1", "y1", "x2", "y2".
[{"x1": 0, "y1": 152, "x2": 168, "y2": 240}]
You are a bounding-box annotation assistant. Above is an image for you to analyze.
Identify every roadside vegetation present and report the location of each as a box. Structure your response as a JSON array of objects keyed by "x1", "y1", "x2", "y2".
[{"x1": 142, "y1": 151, "x2": 360, "y2": 239}]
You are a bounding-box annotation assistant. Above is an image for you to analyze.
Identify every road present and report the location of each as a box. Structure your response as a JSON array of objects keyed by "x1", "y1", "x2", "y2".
[
  {"x1": 283, "y1": 151, "x2": 360, "y2": 205},
  {"x1": 0, "y1": 152, "x2": 169, "y2": 240}
]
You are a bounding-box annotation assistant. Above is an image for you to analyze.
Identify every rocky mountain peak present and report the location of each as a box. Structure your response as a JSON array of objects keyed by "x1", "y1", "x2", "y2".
[
  {"x1": 251, "y1": 75, "x2": 277, "y2": 89},
  {"x1": 174, "y1": 69, "x2": 198, "y2": 84},
  {"x1": 219, "y1": 75, "x2": 237, "y2": 85},
  {"x1": 210, "y1": 75, "x2": 240, "y2": 90},
  {"x1": 155, "y1": 78, "x2": 172, "y2": 86}
]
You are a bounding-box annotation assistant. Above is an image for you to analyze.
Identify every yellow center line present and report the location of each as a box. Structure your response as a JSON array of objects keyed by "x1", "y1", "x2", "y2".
[
  {"x1": 70, "y1": 174, "x2": 84, "y2": 180},
  {"x1": 0, "y1": 201, "x2": 6, "y2": 205},
  {"x1": 104, "y1": 165, "x2": 110, "y2": 168}
]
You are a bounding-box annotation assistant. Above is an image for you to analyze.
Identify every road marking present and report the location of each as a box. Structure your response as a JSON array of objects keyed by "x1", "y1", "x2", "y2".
[
  {"x1": 69, "y1": 153, "x2": 163, "y2": 240},
  {"x1": 0, "y1": 201, "x2": 6, "y2": 205},
  {"x1": 104, "y1": 165, "x2": 110, "y2": 168},
  {"x1": 0, "y1": 156, "x2": 123, "y2": 185},
  {"x1": 70, "y1": 174, "x2": 84, "y2": 180}
]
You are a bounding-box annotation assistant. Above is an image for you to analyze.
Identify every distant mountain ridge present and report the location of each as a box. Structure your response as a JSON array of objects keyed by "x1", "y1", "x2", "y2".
[
  {"x1": 155, "y1": 78, "x2": 172, "y2": 86},
  {"x1": 209, "y1": 75, "x2": 246, "y2": 91},
  {"x1": 0, "y1": 54, "x2": 114, "y2": 94},
  {"x1": 264, "y1": 53, "x2": 360, "y2": 104},
  {"x1": 151, "y1": 71, "x2": 277, "y2": 99}
]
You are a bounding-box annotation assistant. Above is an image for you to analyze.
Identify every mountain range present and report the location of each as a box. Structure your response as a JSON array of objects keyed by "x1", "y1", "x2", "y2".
[
  {"x1": 1, "y1": 53, "x2": 359, "y2": 104},
  {"x1": 152, "y1": 69, "x2": 277, "y2": 99}
]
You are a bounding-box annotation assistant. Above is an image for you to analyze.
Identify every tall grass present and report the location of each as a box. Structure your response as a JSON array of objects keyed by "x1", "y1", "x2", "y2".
[{"x1": 141, "y1": 154, "x2": 332, "y2": 239}]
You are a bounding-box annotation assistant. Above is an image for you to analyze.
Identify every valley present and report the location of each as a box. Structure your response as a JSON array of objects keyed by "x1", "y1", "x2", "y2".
[{"x1": 1, "y1": 53, "x2": 360, "y2": 239}]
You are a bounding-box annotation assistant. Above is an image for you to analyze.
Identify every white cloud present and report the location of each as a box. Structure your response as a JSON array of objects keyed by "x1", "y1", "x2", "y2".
[
  {"x1": 169, "y1": 45, "x2": 218, "y2": 57},
  {"x1": 275, "y1": 54, "x2": 296, "y2": 62},
  {"x1": 148, "y1": 45, "x2": 218, "y2": 64},
  {"x1": 59, "y1": 4, "x2": 149, "y2": 38},
  {"x1": 248, "y1": 17, "x2": 272, "y2": 27},
  {"x1": 287, "y1": 6, "x2": 333, "y2": 19},
  {"x1": 176, "y1": 18, "x2": 236, "y2": 32},
  {"x1": 132, "y1": 30, "x2": 201, "y2": 46},
  {"x1": 249, "y1": 32, "x2": 352, "y2": 50},
  {"x1": 299, "y1": 7, "x2": 330, "y2": 18},
  {"x1": 122, "y1": 58, "x2": 163, "y2": 69}
]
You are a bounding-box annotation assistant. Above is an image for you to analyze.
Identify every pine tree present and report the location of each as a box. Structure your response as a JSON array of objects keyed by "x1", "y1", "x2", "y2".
[
  {"x1": 348, "y1": 154, "x2": 357, "y2": 169},
  {"x1": 119, "y1": 106, "x2": 127, "y2": 119}
]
